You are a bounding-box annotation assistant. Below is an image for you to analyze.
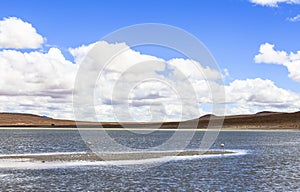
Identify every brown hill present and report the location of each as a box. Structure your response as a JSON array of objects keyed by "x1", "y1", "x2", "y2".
[
  {"x1": 0, "y1": 113, "x2": 76, "y2": 127},
  {"x1": 194, "y1": 111, "x2": 300, "y2": 129},
  {"x1": 0, "y1": 111, "x2": 300, "y2": 130}
]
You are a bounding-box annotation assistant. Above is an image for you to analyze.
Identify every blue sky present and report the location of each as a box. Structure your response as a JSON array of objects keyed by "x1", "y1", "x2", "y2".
[
  {"x1": 0, "y1": 0, "x2": 300, "y2": 120},
  {"x1": 1, "y1": 0, "x2": 299, "y2": 90}
]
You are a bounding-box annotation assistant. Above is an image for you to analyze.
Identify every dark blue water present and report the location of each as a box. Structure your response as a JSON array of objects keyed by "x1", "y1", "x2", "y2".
[{"x1": 0, "y1": 129, "x2": 299, "y2": 191}]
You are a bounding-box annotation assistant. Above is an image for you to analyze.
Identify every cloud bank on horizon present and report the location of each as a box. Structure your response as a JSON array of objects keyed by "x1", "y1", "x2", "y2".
[{"x1": 0, "y1": 16, "x2": 299, "y2": 121}]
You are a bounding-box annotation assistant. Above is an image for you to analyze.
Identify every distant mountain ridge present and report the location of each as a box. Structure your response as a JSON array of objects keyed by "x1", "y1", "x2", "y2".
[
  {"x1": 0, "y1": 111, "x2": 299, "y2": 130},
  {"x1": 196, "y1": 111, "x2": 300, "y2": 129}
]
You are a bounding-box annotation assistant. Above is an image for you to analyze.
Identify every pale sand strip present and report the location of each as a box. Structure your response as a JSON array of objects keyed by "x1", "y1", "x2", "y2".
[
  {"x1": 0, "y1": 127, "x2": 298, "y2": 131},
  {"x1": 0, "y1": 151, "x2": 234, "y2": 162}
]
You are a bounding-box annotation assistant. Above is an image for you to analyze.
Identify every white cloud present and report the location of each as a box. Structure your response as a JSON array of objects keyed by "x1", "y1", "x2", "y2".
[
  {"x1": 0, "y1": 17, "x2": 45, "y2": 49},
  {"x1": 287, "y1": 14, "x2": 300, "y2": 22},
  {"x1": 69, "y1": 42, "x2": 96, "y2": 64},
  {"x1": 254, "y1": 43, "x2": 289, "y2": 64},
  {"x1": 75, "y1": 41, "x2": 218, "y2": 121},
  {"x1": 0, "y1": 39, "x2": 220, "y2": 121},
  {"x1": 225, "y1": 78, "x2": 300, "y2": 114},
  {"x1": 0, "y1": 48, "x2": 77, "y2": 119},
  {"x1": 0, "y1": 48, "x2": 77, "y2": 95},
  {"x1": 78, "y1": 42, "x2": 300, "y2": 121},
  {"x1": 254, "y1": 42, "x2": 300, "y2": 82},
  {"x1": 167, "y1": 58, "x2": 222, "y2": 80},
  {"x1": 1, "y1": 37, "x2": 299, "y2": 121},
  {"x1": 250, "y1": 0, "x2": 300, "y2": 7},
  {"x1": 226, "y1": 78, "x2": 299, "y2": 104}
]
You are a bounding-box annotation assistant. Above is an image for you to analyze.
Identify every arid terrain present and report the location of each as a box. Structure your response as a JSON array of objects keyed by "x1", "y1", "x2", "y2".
[{"x1": 0, "y1": 111, "x2": 300, "y2": 130}]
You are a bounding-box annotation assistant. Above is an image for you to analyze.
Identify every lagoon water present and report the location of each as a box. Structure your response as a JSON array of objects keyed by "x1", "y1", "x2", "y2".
[{"x1": 0, "y1": 129, "x2": 299, "y2": 191}]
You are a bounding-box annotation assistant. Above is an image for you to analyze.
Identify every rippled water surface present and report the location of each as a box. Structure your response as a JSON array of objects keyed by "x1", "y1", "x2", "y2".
[{"x1": 0, "y1": 129, "x2": 299, "y2": 191}]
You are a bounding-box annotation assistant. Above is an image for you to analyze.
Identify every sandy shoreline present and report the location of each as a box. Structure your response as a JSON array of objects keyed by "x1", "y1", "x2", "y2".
[
  {"x1": 0, "y1": 151, "x2": 234, "y2": 162},
  {"x1": 0, "y1": 127, "x2": 298, "y2": 131},
  {"x1": 0, "y1": 150, "x2": 247, "y2": 169}
]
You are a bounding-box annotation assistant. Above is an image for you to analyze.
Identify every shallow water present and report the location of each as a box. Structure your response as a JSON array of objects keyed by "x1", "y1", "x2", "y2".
[{"x1": 0, "y1": 129, "x2": 299, "y2": 191}]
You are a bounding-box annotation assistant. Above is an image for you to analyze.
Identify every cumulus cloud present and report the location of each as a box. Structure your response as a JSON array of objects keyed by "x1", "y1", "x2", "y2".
[
  {"x1": 69, "y1": 42, "x2": 96, "y2": 64},
  {"x1": 72, "y1": 41, "x2": 300, "y2": 121},
  {"x1": 254, "y1": 42, "x2": 300, "y2": 82},
  {"x1": 225, "y1": 78, "x2": 300, "y2": 114},
  {"x1": 167, "y1": 58, "x2": 223, "y2": 80},
  {"x1": 0, "y1": 48, "x2": 77, "y2": 95},
  {"x1": 287, "y1": 14, "x2": 300, "y2": 22},
  {"x1": 0, "y1": 48, "x2": 77, "y2": 119},
  {"x1": 226, "y1": 78, "x2": 299, "y2": 104},
  {"x1": 0, "y1": 17, "x2": 45, "y2": 49},
  {"x1": 0, "y1": 39, "x2": 221, "y2": 121},
  {"x1": 1, "y1": 32, "x2": 299, "y2": 121},
  {"x1": 254, "y1": 43, "x2": 289, "y2": 64},
  {"x1": 71, "y1": 41, "x2": 220, "y2": 121},
  {"x1": 249, "y1": 0, "x2": 300, "y2": 7}
]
